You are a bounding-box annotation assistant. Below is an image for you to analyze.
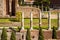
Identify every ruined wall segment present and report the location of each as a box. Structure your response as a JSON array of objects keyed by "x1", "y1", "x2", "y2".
[
  {"x1": 17, "y1": 6, "x2": 40, "y2": 18},
  {"x1": 0, "y1": 0, "x2": 18, "y2": 17},
  {"x1": 0, "y1": 0, "x2": 6, "y2": 16}
]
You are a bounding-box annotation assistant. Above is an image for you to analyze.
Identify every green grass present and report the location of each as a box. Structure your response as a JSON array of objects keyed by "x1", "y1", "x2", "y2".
[
  {"x1": 0, "y1": 18, "x2": 58, "y2": 29},
  {"x1": 0, "y1": 19, "x2": 11, "y2": 22},
  {"x1": 24, "y1": 18, "x2": 58, "y2": 29},
  {"x1": 51, "y1": 19, "x2": 58, "y2": 28},
  {"x1": 0, "y1": 18, "x2": 20, "y2": 22}
]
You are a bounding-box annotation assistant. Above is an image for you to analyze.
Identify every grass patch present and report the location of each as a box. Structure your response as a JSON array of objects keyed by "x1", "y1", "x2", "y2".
[
  {"x1": 0, "y1": 18, "x2": 20, "y2": 22},
  {"x1": 0, "y1": 19, "x2": 11, "y2": 22},
  {"x1": 24, "y1": 18, "x2": 58, "y2": 29},
  {"x1": 0, "y1": 18, "x2": 58, "y2": 29},
  {"x1": 51, "y1": 19, "x2": 58, "y2": 27}
]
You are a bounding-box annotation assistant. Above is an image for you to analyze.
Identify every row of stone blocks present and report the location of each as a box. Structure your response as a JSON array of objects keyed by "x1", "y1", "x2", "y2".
[{"x1": 1, "y1": 29, "x2": 60, "y2": 40}]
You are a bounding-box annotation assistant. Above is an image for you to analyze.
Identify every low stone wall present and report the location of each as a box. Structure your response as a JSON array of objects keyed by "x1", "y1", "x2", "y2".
[
  {"x1": 0, "y1": 22, "x2": 21, "y2": 27},
  {"x1": 17, "y1": 6, "x2": 40, "y2": 18},
  {"x1": 6, "y1": 30, "x2": 60, "y2": 40},
  {"x1": 57, "y1": 30, "x2": 60, "y2": 39},
  {"x1": 0, "y1": 29, "x2": 60, "y2": 40},
  {"x1": 16, "y1": 30, "x2": 60, "y2": 40}
]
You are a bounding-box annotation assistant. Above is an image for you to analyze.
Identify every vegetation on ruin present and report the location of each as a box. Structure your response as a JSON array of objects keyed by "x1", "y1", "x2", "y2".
[
  {"x1": 1, "y1": 28, "x2": 7, "y2": 40},
  {"x1": 26, "y1": 28, "x2": 31, "y2": 40},
  {"x1": 24, "y1": 18, "x2": 58, "y2": 29},
  {"x1": 0, "y1": 18, "x2": 58, "y2": 29},
  {"x1": 0, "y1": 11, "x2": 58, "y2": 29},
  {"x1": 38, "y1": 27, "x2": 44, "y2": 40},
  {"x1": 33, "y1": 0, "x2": 50, "y2": 11},
  {"x1": 10, "y1": 31, "x2": 16, "y2": 40},
  {"x1": 52, "y1": 26, "x2": 57, "y2": 39},
  {"x1": 16, "y1": 12, "x2": 22, "y2": 22}
]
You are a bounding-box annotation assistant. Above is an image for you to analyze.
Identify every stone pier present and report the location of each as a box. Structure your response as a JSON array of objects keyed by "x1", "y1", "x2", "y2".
[
  {"x1": 0, "y1": 0, "x2": 6, "y2": 16},
  {"x1": 0, "y1": 0, "x2": 18, "y2": 17}
]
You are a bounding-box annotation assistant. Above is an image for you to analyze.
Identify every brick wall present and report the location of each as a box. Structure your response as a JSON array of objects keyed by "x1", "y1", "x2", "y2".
[
  {"x1": 0, "y1": 29, "x2": 60, "y2": 40},
  {"x1": 17, "y1": 6, "x2": 40, "y2": 18}
]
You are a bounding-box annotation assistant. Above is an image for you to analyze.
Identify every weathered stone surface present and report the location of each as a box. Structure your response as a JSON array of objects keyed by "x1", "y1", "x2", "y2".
[
  {"x1": 57, "y1": 30, "x2": 60, "y2": 39},
  {"x1": 0, "y1": 22, "x2": 21, "y2": 27},
  {"x1": 43, "y1": 30, "x2": 52, "y2": 39},
  {"x1": 17, "y1": 6, "x2": 40, "y2": 18},
  {"x1": 0, "y1": 0, "x2": 18, "y2": 17},
  {"x1": 0, "y1": 0, "x2": 6, "y2": 16},
  {"x1": 0, "y1": 29, "x2": 60, "y2": 40}
]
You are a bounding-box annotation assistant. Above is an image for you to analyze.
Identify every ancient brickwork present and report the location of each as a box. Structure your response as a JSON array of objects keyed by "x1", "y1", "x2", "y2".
[
  {"x1": 0, "y1": 0, "x2": 18, "y2": 17},
  {"x1": 0, "y1": 29, "x2": 60, "y2": 40},
  {"x1": 17, "y1": 6, "x2": 40, "y2": 18},
  {"x1": 0, "y1": 0, "x2": 6, "y2": 16}
]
